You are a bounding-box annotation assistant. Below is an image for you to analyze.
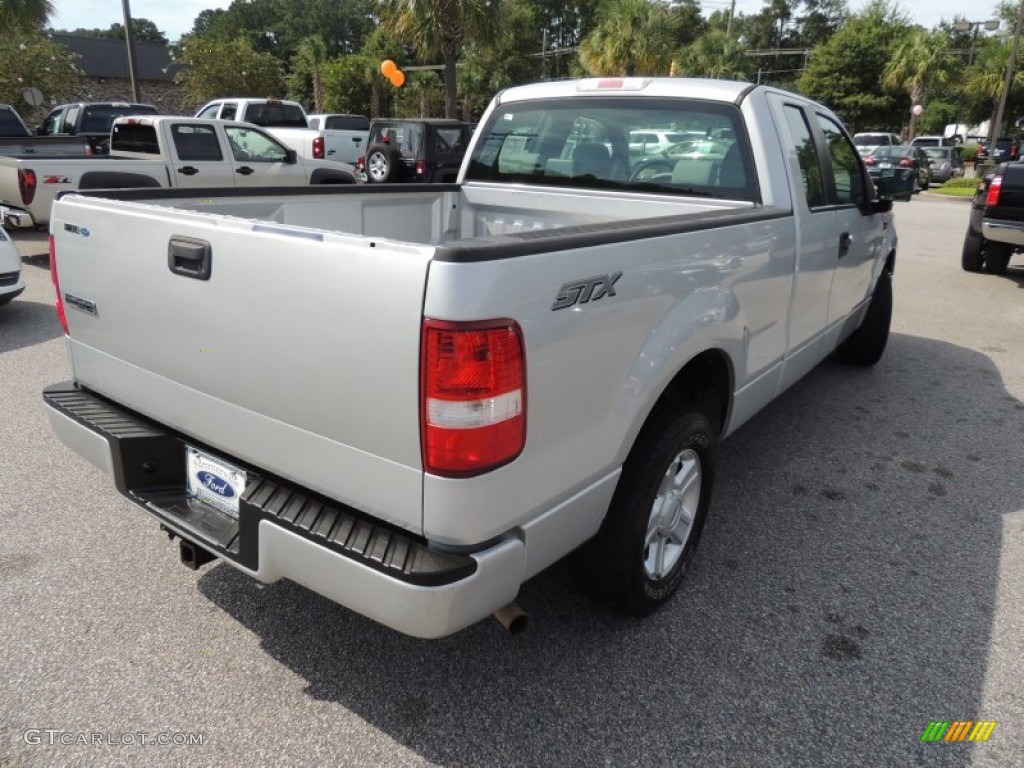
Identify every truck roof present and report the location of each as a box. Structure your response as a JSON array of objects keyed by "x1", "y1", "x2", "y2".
[{"x1": 493, "y1": 77, "x2": 755, "y2": 105}]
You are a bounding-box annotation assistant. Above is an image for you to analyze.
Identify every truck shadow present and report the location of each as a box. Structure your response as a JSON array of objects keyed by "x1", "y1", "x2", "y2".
[
  {"x1": 197, "y1": 332, "x2": 1020, "y2": 765},
  {"x1": 0, "y1": 298, "x2": 62, "y2": 354}
]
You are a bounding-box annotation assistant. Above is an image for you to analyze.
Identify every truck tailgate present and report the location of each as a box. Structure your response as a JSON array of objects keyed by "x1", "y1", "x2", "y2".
[{"x1": 51, "y1": 195, "x2": 433, "y2": 534}]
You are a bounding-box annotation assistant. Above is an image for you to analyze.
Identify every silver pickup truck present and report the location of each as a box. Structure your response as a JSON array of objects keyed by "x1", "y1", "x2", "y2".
[{"x1": 43, "y1": 78, "x2": 898, "y2": 638}]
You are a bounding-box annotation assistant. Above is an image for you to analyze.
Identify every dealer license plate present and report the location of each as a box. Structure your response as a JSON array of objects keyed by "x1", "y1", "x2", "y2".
[{"x1": 185, "y1": 445, "x2": 247, "y2": 519}]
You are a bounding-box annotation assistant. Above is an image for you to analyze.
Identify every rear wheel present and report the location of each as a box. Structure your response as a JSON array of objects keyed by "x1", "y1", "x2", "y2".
[
  {"x1": 836, "y1": 269, "x2": 892, "y2": 366},
  {"x1": 962, "y1": 231, "x2": 984, "y2": 272},
  {"x1": 983, "y1": 243, "x2": 1012, "y2": 275},
  {"x1": 570, "y1": 406, "x2": 715, "y2": 616},
  {"x1": 365, "y1": 144, "x2": 401, "y2": 183}
]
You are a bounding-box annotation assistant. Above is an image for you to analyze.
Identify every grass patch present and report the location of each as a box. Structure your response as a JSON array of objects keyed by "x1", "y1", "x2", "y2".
[{"x1": 930, "y1": 177, "x2": 979, "y2": 197}]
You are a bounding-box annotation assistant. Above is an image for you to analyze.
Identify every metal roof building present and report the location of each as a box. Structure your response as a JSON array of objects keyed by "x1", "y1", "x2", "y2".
[{"x1": 51, "y1": 34, "x2": 177, "y2": 82}]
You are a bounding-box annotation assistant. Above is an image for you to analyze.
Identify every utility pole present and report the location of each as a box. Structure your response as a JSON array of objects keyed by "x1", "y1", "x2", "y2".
[
  {"x1": 727, "y1": 0, "x2": 735, "y2": 36},
  {"x1": 121, "y1": 0, "x2": 140, "y2": 102}
]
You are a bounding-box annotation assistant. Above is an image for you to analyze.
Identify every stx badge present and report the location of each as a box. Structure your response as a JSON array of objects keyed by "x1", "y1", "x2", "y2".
[{"x1": 552, "y1": 272, "x2": 622, "y2": 311}]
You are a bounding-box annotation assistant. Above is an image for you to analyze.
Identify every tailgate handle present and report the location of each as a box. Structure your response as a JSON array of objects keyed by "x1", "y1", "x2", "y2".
[{"x1": 168, "y1": 237, "x2": 212, "y2": 280}]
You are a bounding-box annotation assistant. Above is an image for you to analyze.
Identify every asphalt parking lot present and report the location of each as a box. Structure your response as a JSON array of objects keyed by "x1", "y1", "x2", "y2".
[{"x1": 1, "y1": 194, "x2": 1022, "y2": 767}]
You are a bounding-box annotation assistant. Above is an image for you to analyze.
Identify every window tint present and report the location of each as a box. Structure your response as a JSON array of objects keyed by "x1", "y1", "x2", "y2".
[
  {"x1": 467, "y1": 97, "x2": 757, "y2": 201},
  {"x1": 224, "y1": 126, "x2": 287, "y2": 162},
  {"x1": 325, "y1": 115, "x2": 370, "y2": 130},
  {"x1": 111, "y1": 122, "x2": 160, "y2": 154},
  {"x1": 171, "y1": 124, "x2": 223, "y2": 161},
  {"x1": 245, "y1": 103, "x2": 308, "y2": 128},
  {"x1": 41, "y1": 110, "x2": 62, "y2": 135},
  {"x1": 815, "y1": 114, "x2": 864, "y2": 206},
  {"x1": 782, "y1": 105, "x2": 825, "y2": 208},
  {"x1": 80, "y1": 105, "x2": 158, "y2": 134},
  {"x1": 0, "y1": 108, "x2": 29, "y2": 137},
  {"x1": 221, "y1": 104, "x2": 237, "y2": 120}
]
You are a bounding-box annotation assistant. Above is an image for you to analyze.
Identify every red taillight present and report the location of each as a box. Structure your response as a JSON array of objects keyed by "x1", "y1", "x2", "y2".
[
  {"x1": 415, "y1": 159, "x2": 427, "y2": 176},
  {"x1": 313, "y1": 136, "x2": 324, "y2": 159},
  {"x1": 863, "y1": 156, "x2": 876, "y2": 166},
  {"x1": 1012, "y1": 146, "x2": 1019, "y2": 159},
  {"x1": 898, "y1": 158, "x2": 913, "y2": 167},
  {"x1": 357, "y1": 156, "x2": 365, "y2": 170},
  {"x1": 421, "y1": 319, "x2": 526, "y2": 476},
  {"x1": 50, "y1": 235, "x2": 68, "y2": 335},
  {"x1": 986, "y1": 175, "x2": 1003, "y2": 207},
  {"x1": 18, "y1": 168, "x2": 36, "y2": 205}
]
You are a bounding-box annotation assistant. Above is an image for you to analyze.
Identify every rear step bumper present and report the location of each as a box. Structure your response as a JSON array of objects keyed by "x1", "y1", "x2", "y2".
[{"x1": 43, "y1": 382, "x2": 525, "y2": 638}]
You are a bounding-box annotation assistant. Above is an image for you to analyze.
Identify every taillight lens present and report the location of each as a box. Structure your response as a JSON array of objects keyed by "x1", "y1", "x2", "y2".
[
  {"x1": 421, "y1": 319, "x2": 526, "y2": 476},
  {"x1": 863, "y1": 156, "x2": 876, "y2": 166},
  {"x1": 415, "y1": 159, "x2": 427, "y2": 176},
  {"x1": 313, "y1": 136, "x2": 324, "y2": 159},
  {"x1": 50, "y1": 235, "x2": 68, "y2": 335},
  {"x1": 898, "y1": 158, "x2": 913, "y2": 167},
  {"x1": 986, "y1": 175, "x2": 1003, "y2": 207},
  {"x1": 18, "y1": 169, "x2": 36, "y2": 205}
]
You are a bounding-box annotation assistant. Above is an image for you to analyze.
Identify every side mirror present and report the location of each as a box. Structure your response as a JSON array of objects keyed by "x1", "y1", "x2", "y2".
[{"x1": 285, "y1": 148, "x2": 297, "y2": 164}]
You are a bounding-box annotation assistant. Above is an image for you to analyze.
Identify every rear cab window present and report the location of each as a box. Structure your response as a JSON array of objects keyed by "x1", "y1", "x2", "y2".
[
  {"x1": 465, "y1": 97, "x2": 758, "y2": 201},
  {"x1": 111, "y1": 122, "x2": 160, "y2": 154}
]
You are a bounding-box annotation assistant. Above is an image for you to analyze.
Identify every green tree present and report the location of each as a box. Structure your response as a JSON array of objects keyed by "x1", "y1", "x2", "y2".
[
  {"x1": 0, "y1": 32, "x2": 82, "y2": 122},
  {"x1": 579, "y1": 0, "x2": 676, "y2": 76},
  {"x1": 289, "y1": 35, "x2": 329, "y2": 111},
  {"x1": 380, "y1": 0, "x2": 494, "y2": 118},
  {"x1": 677, "y1": 29, "x2": 749, "y2": 79},
  {"x1": 796, "y1": 0, "x2": 910, "y2": 132},
  {"x1": 60, "y1": 18, "x2": 168, "y2": 43},
  {"x1": 528, "y1": 0, "x2": 600, "y2": 79},
  {"x1": 173, "y1": 36, "x2": 286, "y2": 109},
  {"x1": 0, "y1": 0, "x2": 53, "y2": 32},
  {"x1": 882, "y1": 29, "x2": 952, "y2": 139}
]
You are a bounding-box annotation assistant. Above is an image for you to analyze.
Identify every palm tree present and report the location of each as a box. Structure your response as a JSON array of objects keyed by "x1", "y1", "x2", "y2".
[
  {"x1": 0, "y1": 0, "x2": 53, "y2": 32},
  {"x1": 380, "y1": 0, "x2": 493, "y2": 119},
  {"x1": 882, "y1": 29, "x2": 952, "y2": 139},
  {"x1": 294, "y1": 36, "x2": 328, "y2": 112},
  {"x1": 678, "y1": 30, "x2": 748, "y2": 80},
  {"x1": 579, "y1": 0, "x2": 675, "y2": 76}
]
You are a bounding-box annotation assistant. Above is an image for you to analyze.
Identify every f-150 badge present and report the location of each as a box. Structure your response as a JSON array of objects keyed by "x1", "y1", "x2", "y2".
[{"x1": 552, "y1": 272, "x2": 622, "y2": 311}]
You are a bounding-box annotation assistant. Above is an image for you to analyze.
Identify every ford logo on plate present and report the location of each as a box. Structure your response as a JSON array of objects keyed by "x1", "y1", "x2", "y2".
[{"x1": 197, "y1": 471, "x2": 235, "y2": 499}]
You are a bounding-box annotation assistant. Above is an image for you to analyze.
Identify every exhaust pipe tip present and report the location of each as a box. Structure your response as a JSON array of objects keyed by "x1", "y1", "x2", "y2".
[{"x1": 493, "y1": 603, "x2": 529, "y2": 635}]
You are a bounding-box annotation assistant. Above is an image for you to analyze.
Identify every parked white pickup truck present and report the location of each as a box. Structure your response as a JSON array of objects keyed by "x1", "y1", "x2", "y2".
[
  {"x1": 195, "y1": 98, "x2": 338, "y2": 164},
  {"x1": 306, "y1": 113, "x2": 370, "y2": 165},
  {"x1": 43, "y1": 78, "x2": 898, "y2": 638},
  {"x1": 0, "y1": 116, "x2": 355, "y2": 228}
]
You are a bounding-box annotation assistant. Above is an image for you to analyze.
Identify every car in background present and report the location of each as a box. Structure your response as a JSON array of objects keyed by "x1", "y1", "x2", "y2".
[
  {"x1": 922, "y1": 147, "x2": 964, "y2": 184},
  {"x1": 853, "y1": 132, "x2": 902, "y2": 156},
  {"x1": 0, "y1": 105, "x2": 31, "y2": 138},
  {"x1": 863, "y1": 145, "x2": 931, "y2": 200},
  {"x1": 358, "y1": 118, "x2": 475, "y2": 183},
  {"x1": 0, "y1": 218, "x2": 24, "y2": 306},
  {"x1": 306, "y1": 113, "x2": 369, "y2": 165},
  {"x1": 975, "y1": 137, "x2": 1020, "y2": 164},
  {"x1": 629, "y1": 129, "x2": 699, "y2": 156},
  {"x1": 909, "y1": 135, "x2": 954, "y2": 149}
]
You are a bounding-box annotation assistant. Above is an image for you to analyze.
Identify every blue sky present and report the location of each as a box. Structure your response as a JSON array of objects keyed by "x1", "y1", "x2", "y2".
[{"x1": 48, "y1": 0, "x2": 1004, "y2": 43}]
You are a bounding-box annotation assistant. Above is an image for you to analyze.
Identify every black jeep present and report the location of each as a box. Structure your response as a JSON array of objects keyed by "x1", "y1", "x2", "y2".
[{"x1": 359, "y1": 118, "x2": 475, "y2": 183}]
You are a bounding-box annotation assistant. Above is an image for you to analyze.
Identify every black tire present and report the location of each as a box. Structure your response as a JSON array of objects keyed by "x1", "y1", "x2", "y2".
[
  {"x1": 962, "y1": 230, "x2": 984, "y2": 272},
  {"x1": 364, "y1": 144, "x2": 401, "y2": 183},
  {"x1": 570, "y1": 406, "x2": 715, "y2": 616},
  {"x1": 836, "y1": 269, "x2": 892, "y2": 366},
  {"x1": 982, "y1": 243, "x2": 1012, "y2": 275}
]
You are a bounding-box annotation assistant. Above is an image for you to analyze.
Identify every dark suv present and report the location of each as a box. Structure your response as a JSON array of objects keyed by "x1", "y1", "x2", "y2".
[
  {"x1": 359, "y1": 118, "x2": 475, "y2": 183},
  {"x1": 976, "y1": 137, "x2": 1020, "y2": 164}
]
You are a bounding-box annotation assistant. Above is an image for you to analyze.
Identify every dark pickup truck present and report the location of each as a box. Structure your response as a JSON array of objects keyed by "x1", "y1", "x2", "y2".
[
  {"x1": 34, "y1": 101, "x2": 159, "y2": 154},
  {"x1": 962, "y1": 162, "x2": 1024, "y2": 274},
  {"x1": 0, "y1": 104, "x2": 91, "y2": 157}
]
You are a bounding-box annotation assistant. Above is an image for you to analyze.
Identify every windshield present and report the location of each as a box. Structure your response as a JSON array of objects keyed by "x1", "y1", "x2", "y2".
[
  {"x1": 465, "y1": 97, "x2": 757, "y2": 201},
  {"x1": 854, "y1": 134, "x2": 889, "y2": 146},
  {"x1": 923, "y1": 148, "x2": 950, "y2": 159}
]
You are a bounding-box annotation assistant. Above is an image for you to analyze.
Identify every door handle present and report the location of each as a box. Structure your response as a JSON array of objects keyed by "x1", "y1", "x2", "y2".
[
  {"x1": 168, "y1": 237, "x2": 212, "y2": 280},
  {"x1": 235, "y1": 166, "x2": 254, "y2": 175},
  {"x1": 177, "y1": 166, "x2": 199, "y2": 176},
  {"x1": 838, "y1": 231, "x2": 852, "y2": 259}
]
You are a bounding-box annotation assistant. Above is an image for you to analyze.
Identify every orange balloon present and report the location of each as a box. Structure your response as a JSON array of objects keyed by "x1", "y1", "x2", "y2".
[
  {"x1": 381, "y1": 59, "x2": 396, "y2": 77},
  {"x1": 390, "y1": 70, "x2": 405, "y2": 87}
]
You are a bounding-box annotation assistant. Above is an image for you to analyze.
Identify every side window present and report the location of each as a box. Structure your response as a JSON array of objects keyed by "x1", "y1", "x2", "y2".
[
  {"x1": 221, "y1": 104, "x2": 237, "y2": 120},
  {"x1": 196, "y1": 104, "x2": 220, "y2": 119},
  {"x1": 171, "y1": 124, "x2": 224, "y2": 161},
  {"x1": 41, "y1": 110, "x2": 62, "y2": 135},
  {"x1": 224, "y1": 126, "x2": 287, "y2": 162},
  {"x1": 62, "y1": 107, "x2": 80, "y2": 133},
  {"x1": 782, "y1": 105, "x2": 825, "y2": 208},
  {"x1": 815, "y1": 114, "x2": 864, "y2": 206}
]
